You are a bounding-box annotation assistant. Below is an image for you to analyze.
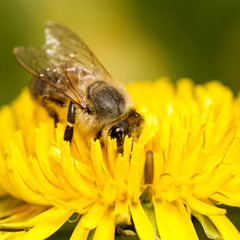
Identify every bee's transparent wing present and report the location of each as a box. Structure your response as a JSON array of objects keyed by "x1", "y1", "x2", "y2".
[
  {"x1": 14, "y1": 46, "x2": 87, "y2": 108},
  {"x1": 14, "y1": 47, "x2": 42, "y2": 77},
  {"x1": 44, "y1": 21, "x2": 112, "y2": 80},
  {"x1": 14, "y1": 22, "x2": 113, "y2": 109}
]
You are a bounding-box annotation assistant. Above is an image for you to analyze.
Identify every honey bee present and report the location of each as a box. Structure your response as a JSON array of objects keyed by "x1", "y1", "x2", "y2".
[{"x1": 14, "y1": 22, "x2": 144, "y2": 150}]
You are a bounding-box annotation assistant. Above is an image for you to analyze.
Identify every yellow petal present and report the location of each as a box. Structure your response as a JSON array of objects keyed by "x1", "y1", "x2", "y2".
[
  {"x1": 107, "y1": 137, "x2": 117, "y2": 174},
  {"x1": 80, "y1": 201, "x2": 106, "y2": 229},
  {"x1": 114, "y1": 155, "x2": 128, "y2": 183},
  {"x1": 93, "y1": 208, "x2": 115, "y2": 240},
  {"x1": 127, "y1": 144, "x2": 145, "y2": 199},
  {"x1": 91, "y1": 140, "x2": 108, "y2": 187},
  {"x1": 60, "y1": 141, "x2": 97, "y2": 198},
  {"x1": 186, "y1": 196, "x2": 226, "y2": 215},
  {"x1": 7, "y1": 146, "x2": 48, "y2": 205},
  {"x1": 70, "y1": 221, "x2": 90, "y2": 240},
  {"x1": 130, "y1": 200, "x2": 155, "y2": 240},
  {"x1": 153, "y1": 198, "x2": 198, "y2": 240},
  {"x1": 0, "y1": 232, "x2": 25, "y2": 240},
  {"x1": 209, "y1": 214, "x2": 240, "y2": 240},
  {"x1": 28, "y1": 155, "x2": 70, "y2": 201},
  {"x1": 35, "y1": 125, "x2": 60, "y2": 187},
  {"x1": 24, "y1": 208, "x2": 73, "y2": 240}
]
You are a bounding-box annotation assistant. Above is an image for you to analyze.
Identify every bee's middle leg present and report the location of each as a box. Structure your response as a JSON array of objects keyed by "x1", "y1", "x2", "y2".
[{"x1": 64, "y1": 101, "x2": 76, "y2": 143}]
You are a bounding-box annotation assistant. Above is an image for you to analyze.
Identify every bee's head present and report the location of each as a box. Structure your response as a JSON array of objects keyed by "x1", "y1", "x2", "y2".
[{"x1": 109, "y1": 110, "x2": 144, "y2": 151}]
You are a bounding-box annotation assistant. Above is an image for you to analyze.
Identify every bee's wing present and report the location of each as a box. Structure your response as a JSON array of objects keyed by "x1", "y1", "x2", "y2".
[
  {"x1": 45, "y1": 21, "x2": 112, "y2": 80},
  {"x1": 14, "y1": 21, "x2": 113, "y2": 109}
]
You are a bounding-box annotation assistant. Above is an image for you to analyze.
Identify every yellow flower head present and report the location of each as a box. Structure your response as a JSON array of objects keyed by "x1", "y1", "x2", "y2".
[{"x1": 0, "y1": 78, "x2": 240, "y2": 240}]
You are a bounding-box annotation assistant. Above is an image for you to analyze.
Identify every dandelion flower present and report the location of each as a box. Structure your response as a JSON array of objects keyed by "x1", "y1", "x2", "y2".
[{"x1": 0, "y1": 78, "x2": 240, "y2": 240}]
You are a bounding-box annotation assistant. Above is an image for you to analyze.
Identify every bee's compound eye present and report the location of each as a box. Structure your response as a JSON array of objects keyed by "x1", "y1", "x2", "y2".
[
  {"x1": 109, "y1": 126, "x2": 124, "y2": 141},
  {"x1": 109, "y1": 122, "x2": 126, "y2": 145}
]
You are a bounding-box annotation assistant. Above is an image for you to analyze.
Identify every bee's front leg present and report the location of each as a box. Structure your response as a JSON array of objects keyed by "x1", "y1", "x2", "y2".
[{"x1": 64, "y1": 101, "x2": 75, "y2": 143}]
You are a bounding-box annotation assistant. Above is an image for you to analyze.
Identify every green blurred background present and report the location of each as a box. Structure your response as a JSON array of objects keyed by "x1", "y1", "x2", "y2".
[{"x1": 1, "y1": 0, "x2": 240, "y2": 106}]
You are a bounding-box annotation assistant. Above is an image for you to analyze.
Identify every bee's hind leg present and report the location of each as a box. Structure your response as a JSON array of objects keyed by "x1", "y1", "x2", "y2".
[{"x1": 64, "y1": 101, "x2": 76, "y2": 143}]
